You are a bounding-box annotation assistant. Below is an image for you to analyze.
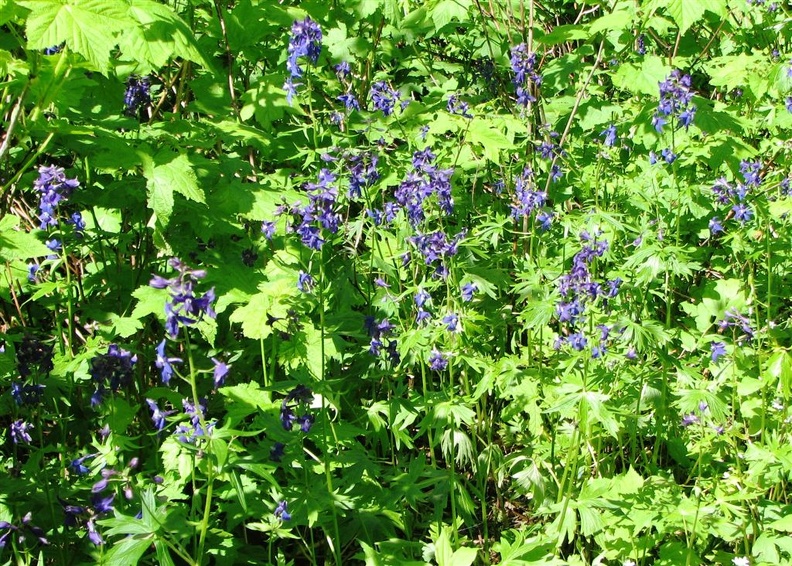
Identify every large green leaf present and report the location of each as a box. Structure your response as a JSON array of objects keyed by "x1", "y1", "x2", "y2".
[
  {"x1": 0, "y1": 215, "x2": 52, "y2": 260},
  {"x1": 140, "y1": 150, "x2": 205, "y2": 225},
  {"x1": 20, "y1": 0, "x2": 132, "y2": 72},
  {"x1": 118, "y1": 0, "x2": 211, "y2": 73}
]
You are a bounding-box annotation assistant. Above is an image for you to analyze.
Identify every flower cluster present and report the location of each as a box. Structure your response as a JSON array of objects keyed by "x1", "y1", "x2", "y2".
[
  {"x1": 284, "y1": 17, "x2": 322, "y2": 103},
  {"x1": 146, "y1": 398, "x2": 174, "y2": 432},
  {"x1": 370, "y1": 81, "x2": 401, "y2": 116},
  {"x1": 175, "y1": 398, "x2": 215, "y2": 443},
  {"x1": 710, "y1": 341, "x2": 727, "y2": 364},
  {"x1": 709, "y1": 160, "x2": 761, "y2": 228},
  {"x1": 718, "y1": 309, "x2": 755, "y2": 344},
  {"x1": 150, "y1": 258, "x2": 216, "y2": 338},
  {"x1": 554, "y1": 231, "x2": 621, "y2": 355},
  {"x1": 280, "y1": 385, "x2": 315, "y2": 432},
  {"x1": 681, "y1": 401, "x2": 724, "y2": 434},
  {"x1": 59, "y1": 462, "x2": 128, "y2": 546},
  {"x1": 16, "y1": 335, "x2": 54, "y2": 377},
  {"x1": 392, "y1": 148, "x2": 454, "y2": 226},
  {"x1": 123, "y1": 75, "x2": 151, "y2": 117},
  {"x1": 10, "y1": 419, "x2": 33, "y2": 444},
  {"x1": 344, "y1": 151, "x2": 379, "y2": 199},
  {"x1": 0, "y1": 513, "x2": 48, "y2": 548},
  {"x1": 277, "y1": 168, "x2": 341, "y2": 251},
  {"x1": 89, "y1": 344, "x2": 137, "y2": 406},
  {"x1": 510, "y1": 44, "x2": 542, "y2": 106},
  {"x1": 600, "y1": 124, "x2": 617, "y2": 147},
  {"x1": 510, "y1": 167, "x2": 551, "y2": 228},
  {"x1": 406, "y1": 229, "x2": 466, "y2": 280},
  {"x1": 447, "y1": 94, "x2": 472, "y2": 118},
  {"x1": 429, "y1": 349, "x2": 448, "y2": 371},
  {"x1": 365, "y1": 317, "x2": 400, "y2": 364},
  {"x1": 653, "y1": 69, "x2": 696, "y2": 133},
  {"x1": 33, "y1": 165, "x2": 79, "y2": 229}
]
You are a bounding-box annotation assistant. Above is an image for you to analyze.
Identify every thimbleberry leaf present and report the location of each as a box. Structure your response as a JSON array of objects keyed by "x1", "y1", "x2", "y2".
[
  {"x1": 19, "y1": 0, "x2": 131, "y2": 73},
  {"x1": 141, "y1": 151, "x2": 205, "y2": 226}
]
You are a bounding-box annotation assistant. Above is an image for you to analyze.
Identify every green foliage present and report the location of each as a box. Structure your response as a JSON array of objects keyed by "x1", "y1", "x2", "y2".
[{"x1": 2, "y1": 0, "x2": 792, "y2": 564}]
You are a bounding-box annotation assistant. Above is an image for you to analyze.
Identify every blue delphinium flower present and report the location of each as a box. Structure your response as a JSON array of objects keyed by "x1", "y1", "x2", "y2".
[
  {"x1": 442, "y1": 313, "x2": 459, "y2": 332},
  {"x1": 568, "y1": 332, "x2": 587, "y2": 351},
  {"x1": 146, "y1": 399, "x2": 171, "y2": 432},
  {"x1": 447, "y1": 94, "x2": 472, "y2": 118},
  {"x1": 461, "y1": 282, "x2": 477, "y2": 302},
  {"x1": 335, "y1": 61, "x2": 350, "y2": 78},
  {"x1": 150, "y1": 258, "x2": 216, "y2": 339},
  {"x1": 211, "y1": 358, "x2": 229, "y2": 388},
  {"x1": 70, "y1": 453, "x2": 96, "y2": 475},
  {"x1": 261, "y1": 220, "x2": 276, "y2": 240},
  {"x1": 338, "y1": 93, "x2": 360, "y2": 111},
  {"x1": 786, "y1": 96, "x2": 792, "y2": 113},
  {"x1": 297, "y1": 271, "x2": 314, "y2": 293},
  {"x1": 89, "y1": 344, "x2": 137, "y2": 404},
  {"x1": 732, "y1": 203, "x2": 753, "y2": 223},
  {"x1": 155, "y1": 340, "x2": 181, "y2": 385},
  {"x1": 280, "y1": 386, "x2": 315, "y2": 432},
  {"x1": 370, "y1": 81, "x2": 400, "y2": 116},
  {"x1": 681, "y1": 413, "x2": 699, "y2": 427},
  {"x1": 510, "y1": 43, "x2": 542, "y2": 106},
  {"x1": 274, "y1": 500, "x2": 292, "y2": 521},
  {"x1": 428, "y1": 349, "x2": 448, "y2": 371},
  {"x1": 176, "y1": 398, "x2": 215, "y2": 443},
  {"x1": 344, "y1": 151, "x2": 379, "y2": 199},
  {"x1": 654, "y1": 69, "x2": 695, "y2": 133},
  {"x1": 33, "y1": 165, "x2": 79, "y2": 229},
  {"x1": 286, "y1": 17, "x2": 322, "y2": 79},
  {"x1": 10, "y1": 419, "x2": 33, "y2": 444},
  {"x1": 661, "y1": 148, "x2": 677, "y2": 163},
  {"x1": 600, "y1": 124, "x2": 617, "y2": 147},
  {"x1": 124, "y1": 75, "x2": 151, "y2": 116},
  {"x1": 70, "y1": 212, "x2": 85, "y2": 232},
  {"x1": 709, "y1": 217, "x2": 724, "y2": 235}
]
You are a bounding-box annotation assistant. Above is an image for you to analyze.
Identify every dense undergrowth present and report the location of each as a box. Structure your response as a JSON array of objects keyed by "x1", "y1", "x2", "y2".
[{"x1": 2, "y1": 0, "x2": 792, "y2": 564}]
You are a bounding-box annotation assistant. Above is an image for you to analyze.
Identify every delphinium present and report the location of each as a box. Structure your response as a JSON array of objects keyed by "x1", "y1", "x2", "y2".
[
  {"x1": 392, "y1": 147, "x2": 455, "y2": 226},
  {"x1": 32, "y1": 165, "x2": 79, "y2": 229},
  {"x1": 274, "y1": 168, "x2": 342, "y2": 253},
  {"x1": 365, "y1": 316, "x2": 400, "y2": 365},
  {"x1": 510, "y1": 43, "x2": 542, "y2": 107},
  {"x1": 284, "y1": 16, "x2": 322, "y2": 103},
  {"x1": 369, "y1": 81, "x2": 402, "y2": 116},
  {"x1": 653, "y1": 69, "x2": 696, "y2": 133},
  {"x1": 708, "y1": 160, "x2": 762, "y2": 229},
  {"x1": 447, "y1": 94, "x2": 473, "y2": 118},
  {"x1": 123, "y1": 75, "x2": 151, "y2": 117},
  {"x1": 0, "y1": 513, "x2": 48, "y2": 548},
  {"x1": 509, "y1": 167, "x2": 552, "y2": 230},
  {"x1": 12, "y1": 335, "x2": 52, "y2": 407},
  {"x1": 553, "y1": 230, "x2": 622, "y2": 356},
  {"x1": 148, "y1": 258, "x2": 220, "y2": 442},
  {"x1": 89, "y1": 344, "x2": 137, "y2": 406},
  {"x1": 149, "y1": 258, "x2": 216, "y2": 339},
  {"x1": 280, "y1": 385, "x2": 316, "y2": 433}
]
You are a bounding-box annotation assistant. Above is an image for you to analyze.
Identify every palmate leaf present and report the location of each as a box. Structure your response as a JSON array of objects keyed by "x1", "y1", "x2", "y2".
[
  {"x1": 118, "y1": 0, "x2": 211, "y2": 73},
  {"x1": 140, "y1": 149, "x2": 205, "y2": 226},
  {"x1": 19, "y1": 0, "x2": 132, "y2": 72}
]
